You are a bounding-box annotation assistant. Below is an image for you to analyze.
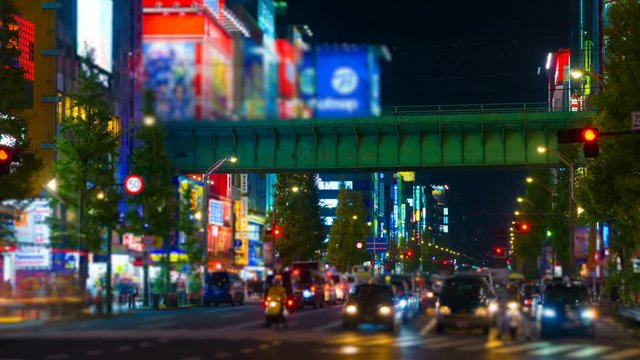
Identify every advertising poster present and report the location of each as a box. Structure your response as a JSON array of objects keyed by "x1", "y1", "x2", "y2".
[
  {"x1": 258, "y1": 0, "x2": 278, "y2": 118},
  {"x1": 16, "y1": 245, "x2": 51, "y2": 269},
  {"x1": 12, "y1": 199, "x2": 52, "y2": 245},
  {"x1": 242, "y1": 39, "x2": 266, "y2": 119},
  {"x1": 369, "y1": 48, "x2": 381, "y2": 116},
  {"x1": 574, "y1": 226, "x2": 589, "y2": 259},
  {"x1": 316, "y1": 46, "x2": 373, "y2": 118},
  {"x1": 143, "y1": 42, "x2": 196, "y2": 121}
]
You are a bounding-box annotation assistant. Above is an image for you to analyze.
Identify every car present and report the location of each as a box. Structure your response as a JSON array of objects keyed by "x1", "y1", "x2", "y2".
[
  {"x1": 203, "y1": 271, "x2": 245, "y2": 306},
  {"x1": 388, "y1": 275, "x2": 420, "y2": 319},
  {"x1": 342, "y1": 283, "x2": 401, "y2": 332},
  {"x1": 435, "y1": 276, "x2": 498, "y2": 334},
  {"x1": 291, "y1": 268, "x2": 324, "y2": 309},
  {"x1": 536, "y1": 282, "x2": 596, "y2": 338}
]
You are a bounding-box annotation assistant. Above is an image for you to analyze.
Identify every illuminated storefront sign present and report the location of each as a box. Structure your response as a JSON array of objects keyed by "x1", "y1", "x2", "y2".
[
  {"x1": 11, "y1": 199, "x2": 52, "y2": 245},
  {"x1": 16, "y1": 245, "x2": 50, "y2": 269}
]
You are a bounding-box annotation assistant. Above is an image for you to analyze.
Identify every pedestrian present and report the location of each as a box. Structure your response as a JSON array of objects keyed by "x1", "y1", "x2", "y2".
[
  {"x1": 129, "y1": 287, "x2": 138, "y2": 309},
  {"x1": 611, "y1": 285, "x2": 620, "y2": 306}
]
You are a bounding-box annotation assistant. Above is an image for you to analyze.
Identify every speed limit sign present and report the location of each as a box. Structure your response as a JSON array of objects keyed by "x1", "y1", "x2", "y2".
[{"x1": 124, "y1": 174, "x2": 144, "y2": 195}]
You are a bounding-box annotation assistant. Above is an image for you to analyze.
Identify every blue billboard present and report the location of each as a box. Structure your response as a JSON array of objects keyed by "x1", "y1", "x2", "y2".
[{"x1": 315, "y1": 45, "x2": 378, "y2": 118}]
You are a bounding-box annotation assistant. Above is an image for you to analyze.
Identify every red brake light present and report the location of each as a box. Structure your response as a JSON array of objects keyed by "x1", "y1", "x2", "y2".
[
  {"x1": 311, "y1": 286, "x2": 316, "y2": 292},
  {"x1": 287, "y1": 300, "x2": 293, "y2": 306},
  {"x1": 525, "y1": 299, "x2": 532, "y2": 305}
]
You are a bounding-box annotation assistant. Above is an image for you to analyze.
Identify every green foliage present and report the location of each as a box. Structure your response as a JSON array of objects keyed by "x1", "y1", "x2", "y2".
[
  {"x1": 575, "y1": 0, "x2": 640, "y2": 299},
  {"x1": 326, "y1": 186, "x2": 370, "y2": 272},
  {"x1": 179, "y1": 181, "x2": 202, "y2": 267},
  {"x1": 126, "y1": 124, "x2": 177, "y2": 239},
  {"x1": 273, "y1": 173, "x2": 325, "y2": 265},
  {"x1": 0, "y1": 0, "x2": 43, "y2": 203},
  {"x1": 53, "y1": 53, "x2": 120, "y2": 252}
]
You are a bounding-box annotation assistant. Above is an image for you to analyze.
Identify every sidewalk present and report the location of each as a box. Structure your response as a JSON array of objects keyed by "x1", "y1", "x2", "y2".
[{"x1": 598, "y1": 303, "x2": 640, "y2": 338}]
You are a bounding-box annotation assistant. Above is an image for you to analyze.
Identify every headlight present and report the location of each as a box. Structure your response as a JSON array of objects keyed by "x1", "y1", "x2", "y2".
[
  {"x1": 379, "y1": 306, "x2": 392, "y2": 316},
  {"x1": 507, "y1": 301, "x2": 519, "y2": 310},
  {"x1": 269, "y1": 301, "x2": 278, "y2": 308},
  {"x1": 488, "y1": 303, "x2": 499, "y2": 313},
  {"x1": 580, "y1": 308, "x2": 597, "y2": 320},
  {"x1": 438, "y1": 305, "x2": 451, "y2": 315},
  {"x1": 303, "y1": 290, "x2": 313, "y2": 298},
  {"x1": 345, "y1": 305, "x2": 358, "y2": 315},
  {"x1": 542, "y1": 307, "x2": 557, "y2": 318},
  {"x1": 475, "y1": 307, "x2": 489, "y2": 317},
  {"x1": 398, "y1": 299, "x2": 407, "y2": 308},
  {"x1": 427, "y1": 291, "x2": 434, "y2": 298}
]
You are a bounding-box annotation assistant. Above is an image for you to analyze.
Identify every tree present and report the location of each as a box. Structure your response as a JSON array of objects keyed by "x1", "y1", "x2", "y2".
[
  {"x1": 576, "y1": 0, "x2": 640, "y2": 302},
  {"x1": 126, "y1": 122, "x2": 177, "y2": 297},
  {"x1": 0, "y1": 0, "x2": 43, "y2": 243},
  {"x1": 53, "y1": 52, "x2": 120, "y2": 294},
  {"x1": 272, "y1": 173, "x2": 325, "y2": 265},
  {"x1": 178, "y1": 179, "x2": 203, "y2": 301},
  {"x1": 326, "y1": 186, "x2": 370, "y2": 272}
]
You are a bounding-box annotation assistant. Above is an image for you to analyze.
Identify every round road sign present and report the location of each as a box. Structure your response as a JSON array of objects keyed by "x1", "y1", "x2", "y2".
[{"x1": 124, "y1": 174, "x2": 144, "y2": 195}]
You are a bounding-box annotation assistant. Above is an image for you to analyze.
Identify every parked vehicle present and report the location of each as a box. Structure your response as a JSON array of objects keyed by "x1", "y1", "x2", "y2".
[{"x1": 203, "y1": 272, "x2": 245, "y2": 306}]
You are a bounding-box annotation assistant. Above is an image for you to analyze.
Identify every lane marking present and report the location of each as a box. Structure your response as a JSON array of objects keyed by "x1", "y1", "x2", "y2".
[
  {"x1": 602, "y1": 349, "x2": 640, "y2": 360},
  {"x1": 259, "y1": 344, "x2": 271, "y2": 350},
  {"x1": 138, "y1": 341, "x2": 152, "y2": 348},
  {"x1": 314, "y1": 320, "x2": 342, "y2": 332},
  {"x1": 566, "y1": 346, "x2": 613, "y2": 358},
  {"x1": 116, "y1": 345, "x2": 132, "y2": 352},
  {"x1": 218, "y1": 313, "x2": 241, "y2": 319},
  {"x1": 213, "y1": 353, "x2": 230, "y2": 359},
  {"x1": 85, "y1": 350, "x2": 104, "y2": 356},
  {"x1": 457, "y1": 339, "x2": 503, "y2": 351},
  {"x1": 239, "y1": 348, "x2": 254, "y2": 354},
  {"x1": 529, "y1": 344, "x2": 582, "y2": 356},
  {"x1": 420, "y1": 318, "x2": 436, "y2": 335},
  {"x1": 423, "y1": 338, "x2": 481, "y2": 349},
  {"x1": 204, "y1": 306, "x2": 249, "y2": 314},
  {"x1": 493, "y1": 342, "x2": 550, "y2": 354}
]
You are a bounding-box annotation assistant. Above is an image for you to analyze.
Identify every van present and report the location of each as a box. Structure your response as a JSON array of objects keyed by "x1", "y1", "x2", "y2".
[
  {"x1": 203, "y1": 271, "x2": 245, "y2": 306},
  {"x1": 352, "y1": 265, "x2": 372, "y2": 284}
]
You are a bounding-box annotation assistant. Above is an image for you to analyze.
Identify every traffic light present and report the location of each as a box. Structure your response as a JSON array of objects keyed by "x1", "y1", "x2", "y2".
[
  {"x1": 494, "y1": 247, "x2": 505, "y2": 257},
  {"x1": 272, "y1": 225, "x2": 282, "y2": 238},
  {"x1": 514, "y1": 222, "x2": 530, "y2": 232},
  {"x1": 557, "y1": 127, "x2": 599, "y2": 158},
  {"x1": 0, "y1": 146, "x2": 12, "y2": 175},
  {"x1": 356, "y1": 241, "x2": 364, "y2": 250}
]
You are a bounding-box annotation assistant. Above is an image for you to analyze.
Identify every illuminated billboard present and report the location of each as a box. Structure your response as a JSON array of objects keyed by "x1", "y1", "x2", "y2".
[
  {"x1": 77, "y1": 0, "x2": 113, "y2": 72},
  {"x1": 315, "y1": 45, "x2": 381, "y2": 118},
  {"x1": 242, "y1": 39, "x2": 266, "y2": 119},
  {"x1": 143, "y1": 42, "x2": 196, "y2": 120}
]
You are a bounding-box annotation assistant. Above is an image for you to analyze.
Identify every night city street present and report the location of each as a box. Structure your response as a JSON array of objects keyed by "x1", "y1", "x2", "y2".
[
  {"x1": 0, "y1": 304, "x2": 638, "y2": 360},
  {"x1": 1, "y1": 0, "x2": 640, "y2": 359}
]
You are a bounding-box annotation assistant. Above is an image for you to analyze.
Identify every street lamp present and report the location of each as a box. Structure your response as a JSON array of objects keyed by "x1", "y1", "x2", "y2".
[
  {"x1": 514, "y1": 211, "x2": 520, "y2": 216},
  {"x1": 570, "y1": 68, "x2": 605, "y2": 90},
  {"x1": 291, "y1": 186, "x2": 300, "y2": 193},
  {"x1": 352, "y1": 215, "x2": 358, "y2": 220},
  {"x1": 526, "y1": 176, "x2": 553, "y2": 194},
  {"x1": 537, "y1": 145, "x2": 576, "y2": 277},
  {"x1": 201, "y1": 156, "x2": 237, "y2": 301}
]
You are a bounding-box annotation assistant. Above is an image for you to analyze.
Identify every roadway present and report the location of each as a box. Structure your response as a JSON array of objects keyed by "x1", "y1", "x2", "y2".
[{"x1": 0, "y1": 303, "x2": 638, "y2": 360}]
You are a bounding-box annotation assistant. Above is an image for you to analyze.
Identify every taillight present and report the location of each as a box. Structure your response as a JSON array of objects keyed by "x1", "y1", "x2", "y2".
[
  {"x1": 311, "y1": 286, "x2": 316, "y2": 292},
  {"x1": 525, "y1": 299, "x2": 532, "y2": 305},
  {"x1": 287, "y1": 300, "x2": 293, "y2": 306},
  {"x1": 264, "y1": 301, "x2": 269, "y2": 307}
]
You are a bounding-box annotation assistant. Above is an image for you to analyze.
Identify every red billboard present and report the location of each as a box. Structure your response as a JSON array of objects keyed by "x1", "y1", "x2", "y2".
[{"x1": 276, "y1": 39, "x2": 298, "y2": 98}]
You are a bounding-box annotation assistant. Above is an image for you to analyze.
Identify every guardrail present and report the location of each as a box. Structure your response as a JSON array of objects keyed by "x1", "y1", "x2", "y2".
[{"x1": 382, "y1": 103, "x2": 598, "y2": 116}]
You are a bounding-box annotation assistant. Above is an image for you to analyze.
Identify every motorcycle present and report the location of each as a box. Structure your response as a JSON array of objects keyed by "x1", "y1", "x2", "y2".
[
  {"x1": 264, "y1": 296, "x2": 288, "y2": 328},
  {"x1": 502, "y1": 301, "x2": 522, "y2": 339}
]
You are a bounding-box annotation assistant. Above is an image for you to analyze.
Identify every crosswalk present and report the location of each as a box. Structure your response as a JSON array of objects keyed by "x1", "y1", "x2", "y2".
[{"x1": 2, "y1": 322, "x2": 639, "y2": 359}]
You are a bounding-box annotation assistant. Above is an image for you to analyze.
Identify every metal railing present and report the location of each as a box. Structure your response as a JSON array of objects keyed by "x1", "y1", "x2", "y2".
[{"x1": 382, "y1": 102, "x2": 552, "y2": 116}]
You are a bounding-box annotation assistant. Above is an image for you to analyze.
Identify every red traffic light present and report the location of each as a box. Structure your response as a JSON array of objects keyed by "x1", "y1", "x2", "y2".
[
  {"x1": 356, "y1": 241, "x2": 364, "y2": 250},
  {"x1": 407, "y1": 251, "x2": 413, "y2": 257},
  {"x1": 494, "y1": 247, "x2": 504, "y2": 255},
  {"x1": 582, "y1": 128, "x2": 598, "y2": 142},
  {"x1": 273, "y1": 226, "x2": 282, "y2": 237},
  {"x1": 520, "y1": 223, "x2": 529, "y2": 231},
  {"x1": 0, "y1": 148, "x2": 9, "y2": 161}
]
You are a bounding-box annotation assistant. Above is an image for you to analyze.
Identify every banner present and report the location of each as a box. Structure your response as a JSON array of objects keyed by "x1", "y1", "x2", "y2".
[
  {"x1": 574, "y1": 226, "x2": 589, "y2": 259},
  {"x1": 16, "y1": 245, "x2": 51, "y2": 269}
]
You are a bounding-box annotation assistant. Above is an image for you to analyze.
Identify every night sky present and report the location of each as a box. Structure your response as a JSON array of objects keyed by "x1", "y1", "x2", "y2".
[{"x1": 284, "y1": 0, "x2": 572, "y2": 256}]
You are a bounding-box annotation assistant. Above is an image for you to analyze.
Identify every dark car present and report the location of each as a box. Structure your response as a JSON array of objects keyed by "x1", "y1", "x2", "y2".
[
  {"x1": 536, "y1": 283, "x2": 596, "y2": 338},
  {"x1": 342, "y1": 284, "x2": 400, "y2": 332},
  {"x1": 291, "y1": 269, "x2": 324, "y2": 309},
  {"x1": 435, "y1": 276, "x2": 498, "y2": 334},
  {"x1": 203, "y1": 271, "x2": 245, "y2": 306}
]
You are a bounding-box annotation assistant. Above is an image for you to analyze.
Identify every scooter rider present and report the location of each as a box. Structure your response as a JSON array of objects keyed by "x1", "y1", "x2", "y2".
[
  {"x1": 266, "y1": 275, "x2": 287, "y2": 324},
  {"x1": 498, "y1": 283, "x2": 522, "y2": 339}
]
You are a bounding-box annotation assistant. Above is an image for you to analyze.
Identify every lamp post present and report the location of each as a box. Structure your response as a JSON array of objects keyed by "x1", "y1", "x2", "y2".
[
  {"x1": 526, "y1": 177, "x2": 554, "y2": 195},
  {"x1": 538, "y1": 146, "x2": 576, "y2": 277},
  {"x1": 200, "y1": 156, "x2": 237, "y2": 304}
]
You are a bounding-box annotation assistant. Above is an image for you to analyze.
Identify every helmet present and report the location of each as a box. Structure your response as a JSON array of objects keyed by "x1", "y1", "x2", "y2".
[{"x1": 274, "y1": 275, "x2": 283, "y2": 286}]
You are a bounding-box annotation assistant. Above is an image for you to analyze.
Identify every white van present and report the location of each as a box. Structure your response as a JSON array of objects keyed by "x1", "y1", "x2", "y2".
[{"x1": 351, "y1": 265, "x2": 372, "y2": 284}]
